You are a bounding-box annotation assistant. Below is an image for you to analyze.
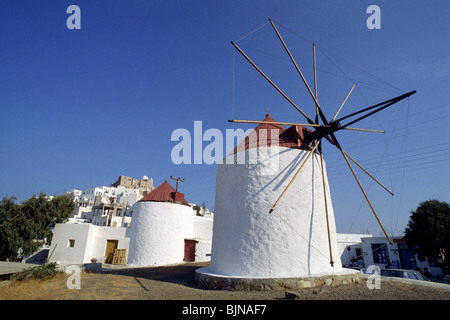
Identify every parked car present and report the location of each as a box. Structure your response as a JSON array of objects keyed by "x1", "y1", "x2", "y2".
[
  {"x1": 439, "y1": 275, "x2": 450, "y2": 284},
  {"x1": 360, "y1": 267, "x2": 380, "y2": 275},
  {"x1": 380, "y1": 268, "x2": 430, "y2": 281}
]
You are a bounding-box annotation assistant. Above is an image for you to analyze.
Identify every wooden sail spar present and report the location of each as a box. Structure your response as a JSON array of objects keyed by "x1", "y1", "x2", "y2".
[{"x1": 230, "y1": 18, "x2": 416, "y2": 246}]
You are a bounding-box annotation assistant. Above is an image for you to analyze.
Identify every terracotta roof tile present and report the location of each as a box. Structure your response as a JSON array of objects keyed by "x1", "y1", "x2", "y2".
[
  {"x1": 232, "y1": 113, "x2": 310, "y2": 154},
  {"x1": 139, "y1": 180, "x2": 190, "y2": 206}
]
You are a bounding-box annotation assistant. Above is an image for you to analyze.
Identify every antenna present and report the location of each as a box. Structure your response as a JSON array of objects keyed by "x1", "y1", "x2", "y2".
[{"x1": 170, "y1": 176, "x2": 185, "y2": 193}]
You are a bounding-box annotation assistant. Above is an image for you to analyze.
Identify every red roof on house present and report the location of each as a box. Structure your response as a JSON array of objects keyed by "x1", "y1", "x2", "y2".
[
  {"x1": 232, "y1": 113, "x2": 310, "y2": 154},
  {"x1": 139, "y1": 180, "x2": 190, "y2": 206}
]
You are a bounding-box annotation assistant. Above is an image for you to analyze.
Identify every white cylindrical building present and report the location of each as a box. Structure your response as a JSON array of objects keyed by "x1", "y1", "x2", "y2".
[
  {"x1": 127, "y1": 180, "x2": 194, "y2": 266},
  {"x1": 203, "y1": 114, "x2": 342, "y2": 278}
]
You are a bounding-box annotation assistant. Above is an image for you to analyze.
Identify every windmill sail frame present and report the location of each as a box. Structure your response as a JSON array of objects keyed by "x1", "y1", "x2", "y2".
[{"x1": 229, "y1": 18, "x2": 416, "y2": 248}]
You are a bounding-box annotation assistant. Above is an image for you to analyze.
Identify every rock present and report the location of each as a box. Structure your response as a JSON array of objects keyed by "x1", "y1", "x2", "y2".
[
  {"x1": 315, "y1": 279, "x2": 325, "y2": 287},
  {"x1": 297, "y1": 280, "x2": 313, "y2": 288},
  {"x1": 285, "y1": 290, "x2": 300, "y2": 300}
]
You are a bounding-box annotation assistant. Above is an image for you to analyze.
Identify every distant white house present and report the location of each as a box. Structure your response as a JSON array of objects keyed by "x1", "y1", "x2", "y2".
[
  {"x1": 48, "y1": 223, "x2": 130, "y2": 265},
  {"x1": 67, "y1": 185, "x2": 143, "y2": 227},
  {"x1": 336, "y1": 233, "x2": 443, "y2": 279}
]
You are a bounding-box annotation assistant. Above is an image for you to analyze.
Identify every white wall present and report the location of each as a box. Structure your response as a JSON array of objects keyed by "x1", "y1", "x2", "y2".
[
  {"x1": 195, "y1": 240, "x2": 212, "y2": 262},
  {"x1": 209, "y1": 146, "x2": 342, "y2": 278},
  {"x1": 48, "y1": 224, "x2": 92, "y2": 265},
  {"x1": 193, "y1": 215, "x2": 213, "y2": 240},
  {"x1": 74, "y1": 206, "x2": 93, "y2": 219},
  {"x1": 127, "y1": 201, "x2": 195, "y2": 266},
  {"x1": 117, "y1": 191, "x2": 142, "y2": 205},
  {"x1": 85, "y1": 226, "x2": 129, "y2": 263},
  {"x1": 48, "y1": 223, "x2": 129, "y2": 265},
  {"x1": 192, "y1": 215, "x2": 213, "y2": 262},
  {"x1": 337, "y1": 233, "x2": 372, "y2": 267}
]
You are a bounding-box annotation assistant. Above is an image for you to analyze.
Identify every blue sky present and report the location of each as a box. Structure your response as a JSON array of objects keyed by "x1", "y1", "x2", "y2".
[{"x1": 0, "y1": 1, "x2": 449, "y2": 236}]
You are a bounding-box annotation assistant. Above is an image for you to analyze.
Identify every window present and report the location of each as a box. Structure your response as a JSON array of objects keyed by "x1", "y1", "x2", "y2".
[
  {"x1": 68, "y1": 239, "x2": 75, "y2": 248},
  {"x1": 371, "y1": 243, "x2": 390, "y2": 264}
]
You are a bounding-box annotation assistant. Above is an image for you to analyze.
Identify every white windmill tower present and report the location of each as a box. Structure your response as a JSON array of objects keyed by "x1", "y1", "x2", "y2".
[
  {"x1": 196, "y1": 19, "x2": 415, "y2": 289},
  {"x1": 128, "y1": 179, "x2": 193, "y2": 267}
]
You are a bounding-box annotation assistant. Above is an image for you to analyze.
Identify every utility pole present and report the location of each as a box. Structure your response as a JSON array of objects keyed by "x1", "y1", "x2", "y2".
[{"x1": 170, "y1": 176, "x2": 185, "y2": 192}]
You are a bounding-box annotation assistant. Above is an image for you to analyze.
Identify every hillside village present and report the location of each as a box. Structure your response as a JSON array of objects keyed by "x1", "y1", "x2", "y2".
[
  {"x1": 42, "y1": 174, "x2": 213, "y2": 267},
  {"x1": 67, "y1": 174, "x2": 213, "y2": 230}
]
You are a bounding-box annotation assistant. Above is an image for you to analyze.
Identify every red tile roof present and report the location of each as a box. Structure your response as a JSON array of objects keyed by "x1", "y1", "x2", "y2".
[
  {"x1": 232, "y1": 113, "x2": 310, "y2": 154},
  {"x1": 139, "y1": 180, "x2": 190, "y2": 206}
]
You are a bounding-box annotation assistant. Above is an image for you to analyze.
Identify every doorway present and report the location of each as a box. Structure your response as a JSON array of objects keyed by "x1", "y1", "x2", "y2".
[
  {"x1": 105, "y1": 240, "x2": 118, "y2": 263},
  {"x1": 398, "y1": 243, "x2": 416, "y2": 269},
  {"x1": 184, "y1": 239, "x2": 198, "y2": 262}
]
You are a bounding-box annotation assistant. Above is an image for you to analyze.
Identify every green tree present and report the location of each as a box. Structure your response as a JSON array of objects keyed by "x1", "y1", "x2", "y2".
[
  {"x1": 193, "y1": 204, "x2": 201, "y2": 216},
  {"x1": 0, "y1": 193, "x2": 74, "y2": 262},
  {"x1": 404, "y1": 199, "x2": 450, "y2": 274}
]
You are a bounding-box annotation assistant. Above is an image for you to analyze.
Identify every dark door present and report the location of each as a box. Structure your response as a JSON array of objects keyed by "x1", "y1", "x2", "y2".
[
  {"x1": 398, "y1": 243, "x2": 416, "y2": 269},
  {"x1": 184, "y1": 239, "x2": 198, "y2": 262}
]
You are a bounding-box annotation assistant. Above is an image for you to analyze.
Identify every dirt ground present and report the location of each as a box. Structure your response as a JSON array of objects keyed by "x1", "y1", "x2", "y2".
[{"x1": 0, "y1": 262, "x2": 449, "y2": 301}]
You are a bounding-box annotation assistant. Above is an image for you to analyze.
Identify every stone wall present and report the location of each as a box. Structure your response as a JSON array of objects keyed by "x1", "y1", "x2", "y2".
[{"x1": 195, "y1": 269, "x2": 361, "y2": 291}]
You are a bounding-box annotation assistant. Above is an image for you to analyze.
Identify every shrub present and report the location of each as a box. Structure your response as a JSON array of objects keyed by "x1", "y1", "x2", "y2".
[{"x1": 12, "y1": 262, "x2": 62, "y2": 281}]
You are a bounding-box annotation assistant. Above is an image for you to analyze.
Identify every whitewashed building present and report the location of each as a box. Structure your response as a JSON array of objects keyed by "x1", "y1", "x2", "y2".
[
  {"x1": 128, "y1": 180, "x2": 213, "y2": 266},
  {"x1": 336, "y1": 233, "x2": 443, "y2": 279},
  {"x1": 337, "y1": 233, "x2": 373, "y2": 268},
  {"x1": 68, "y1": 185, "x2": 143, "y2": 227},
  {"x1": 48, "y1": 223, "x2": 130, "y2": 265},
  {"x1": 49, "y1": 180, "x2": 213, "y2": 266},
  {"x1": 202, "y1": 114, "x2": 343, "y2": 279}
]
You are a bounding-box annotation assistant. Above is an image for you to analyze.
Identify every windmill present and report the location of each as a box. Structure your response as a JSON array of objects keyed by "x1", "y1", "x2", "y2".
[{"x1": 228, "y1": 19, "x2": 415, "y2": 267}]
